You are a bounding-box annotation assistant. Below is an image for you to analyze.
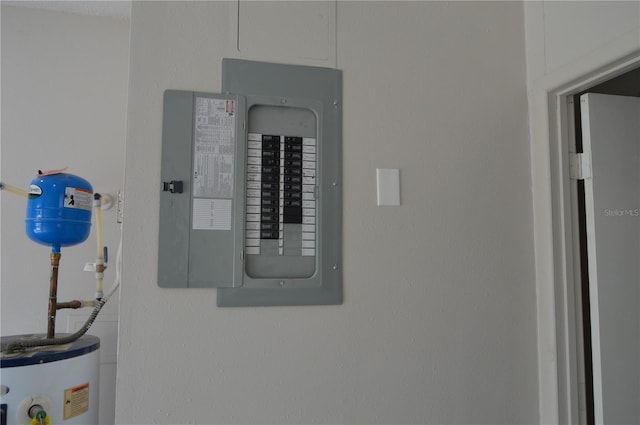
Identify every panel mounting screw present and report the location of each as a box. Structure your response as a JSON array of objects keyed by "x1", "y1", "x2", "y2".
[
  {"x1": 279, "y1": 280, "x2": 285, "y2": 287},
  {"x1": 332, "y1": 181, "x2": 338, "y2": 187},
  {"x1": 332, "y1": 264, "x2": 338, "y2": 270},
  {"x1": 280, "y1": 98, "x2": 287, "y2": 104},
  {"x1": 333, "y1": 100, "x2": 339, "y2": 106}
]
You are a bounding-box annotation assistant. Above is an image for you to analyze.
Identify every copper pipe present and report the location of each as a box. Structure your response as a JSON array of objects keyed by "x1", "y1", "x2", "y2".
[
  {"x1": 47, "y1": 252, "x2": 61, "y2": 339},
  {"x1": 57, "y1": 300, "x2": 82, "y2": 310}
]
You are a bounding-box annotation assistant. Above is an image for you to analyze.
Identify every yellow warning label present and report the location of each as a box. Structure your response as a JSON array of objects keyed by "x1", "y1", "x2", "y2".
[{"x1": 63, "y1": 382, "x2": 90, "y2": 420}]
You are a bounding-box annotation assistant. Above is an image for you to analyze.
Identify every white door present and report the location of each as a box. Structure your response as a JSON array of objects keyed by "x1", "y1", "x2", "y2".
[{"x1": 581, "y1": 93, "x2": 640, "y2": 425}]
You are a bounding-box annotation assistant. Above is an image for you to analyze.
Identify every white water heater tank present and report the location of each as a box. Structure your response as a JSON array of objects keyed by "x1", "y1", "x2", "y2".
[{"x1": 0, "y1": 334, "x2": 100, "y2": 425}]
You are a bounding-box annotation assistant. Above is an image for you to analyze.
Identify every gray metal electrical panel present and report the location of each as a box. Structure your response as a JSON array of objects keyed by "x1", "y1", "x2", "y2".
[{"x1": 158, "y1": 59, "x2": 342, "y2": 307}]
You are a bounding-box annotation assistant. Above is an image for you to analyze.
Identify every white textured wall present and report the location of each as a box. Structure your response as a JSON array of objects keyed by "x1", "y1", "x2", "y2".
[
  {"x1": 0, "y1": 6, "x2": 129, "y2": 424},
  {"x1": 524, "y1": 1, "x2": 640, "y2": 87},
  {"x1": 117, "y1": 2, "x2": 537, "y2": 423}
]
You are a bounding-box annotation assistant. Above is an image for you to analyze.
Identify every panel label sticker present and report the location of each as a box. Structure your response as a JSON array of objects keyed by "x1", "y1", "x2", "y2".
[
  {"x1": 193, "y1": 97, "x2": 235, "y2": 199},
  {"x1": 193, "y1": 198, "x2": 232, "y2": 230},
  {"x1": 191, "y1": 97, "x2": 236, "y2": 231}
]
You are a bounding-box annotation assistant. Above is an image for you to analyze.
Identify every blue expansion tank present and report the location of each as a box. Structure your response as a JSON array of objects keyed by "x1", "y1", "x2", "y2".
[{"x1": 25, "y1": 173, "x2": 93, "y2": 252}]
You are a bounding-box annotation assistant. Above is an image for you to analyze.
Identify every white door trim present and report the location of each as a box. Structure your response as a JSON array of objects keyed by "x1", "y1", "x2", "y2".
[{"x1": 529, "y1": 45, "x2": 640, "y2": 423}]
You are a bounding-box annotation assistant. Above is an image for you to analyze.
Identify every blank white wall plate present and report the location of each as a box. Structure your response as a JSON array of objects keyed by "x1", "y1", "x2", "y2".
[{"x1": 376, "y1": 168, "x2": 400, "y2": 206}]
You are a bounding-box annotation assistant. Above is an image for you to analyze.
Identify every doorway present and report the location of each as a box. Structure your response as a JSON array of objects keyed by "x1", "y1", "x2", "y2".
[{"x1": 570, "y1": 67, "x2": 640, "y2": 425}]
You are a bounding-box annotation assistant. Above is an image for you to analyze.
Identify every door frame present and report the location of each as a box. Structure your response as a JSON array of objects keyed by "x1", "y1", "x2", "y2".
[{"x1": 530, "y1": 49, "x2": 640, "y2": 423}]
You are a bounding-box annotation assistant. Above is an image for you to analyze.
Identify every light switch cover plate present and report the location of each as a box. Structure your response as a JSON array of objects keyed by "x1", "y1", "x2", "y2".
[{"x1": 376, "y1": 168, "x2": 400, "y2": 206}]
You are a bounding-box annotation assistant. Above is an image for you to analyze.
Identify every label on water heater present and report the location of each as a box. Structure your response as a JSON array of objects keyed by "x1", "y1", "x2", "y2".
[
  {"x1": 64, "y1": 187, "x2": 93, "y2": 211},
  {"x1": 63, "y1": 382, "x2": 90, "y2": 420}
]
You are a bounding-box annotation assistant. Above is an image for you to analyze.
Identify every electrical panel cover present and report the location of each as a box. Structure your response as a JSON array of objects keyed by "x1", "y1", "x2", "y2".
[{"x1": 158, "y1": 59, "x2": 342, "y2": 307}]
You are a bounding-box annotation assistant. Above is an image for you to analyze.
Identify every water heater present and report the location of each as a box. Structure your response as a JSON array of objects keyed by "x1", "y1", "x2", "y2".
[
  {"x1": 0, "y1": 170, "x2": 116, "y2": 425},
  {"x1": 1, "y1": 335, "x2": 100, "y2": 425}
]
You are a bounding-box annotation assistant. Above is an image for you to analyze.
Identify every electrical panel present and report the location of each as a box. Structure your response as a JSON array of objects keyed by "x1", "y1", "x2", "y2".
[{"x1": 158, "y1": 59, "x2": 342, "y2": 306}]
